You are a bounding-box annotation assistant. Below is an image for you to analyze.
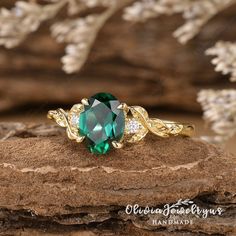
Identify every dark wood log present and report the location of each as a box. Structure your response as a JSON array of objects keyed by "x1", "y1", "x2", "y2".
[
  {"x1": 0, "y1": 123, "x2": 235, "y2": 235},
  {"x1": 0, "y1": 6, "x2": 236, "y2": 112}
]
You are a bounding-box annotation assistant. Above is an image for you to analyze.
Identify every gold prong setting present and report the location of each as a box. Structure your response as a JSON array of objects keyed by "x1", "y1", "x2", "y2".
[
  {"x1": 81, "y1": 98, "x2": 89, "y2": 106},
  {"x1": 67, "y1": 104, "x2": 84, "y2": 141},
  {"x1": 112, "y1": 141, "x2": 124, "y2": 149},
  {"x1": 118, "y1": 103, "x2": 129, "y2": 113}
]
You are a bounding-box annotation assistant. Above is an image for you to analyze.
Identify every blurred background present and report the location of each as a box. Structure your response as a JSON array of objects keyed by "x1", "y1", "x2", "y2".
[{"x1": 0, "y1": 1, "x2": 236, "y2": 154}]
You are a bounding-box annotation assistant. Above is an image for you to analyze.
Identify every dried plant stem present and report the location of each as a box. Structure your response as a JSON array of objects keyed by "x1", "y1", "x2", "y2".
[
  {"x1": 123, "y1": 0, "x2": 236, "y2": 44},
  {"x1": 55, "y1": 0, "x2": 134, "y2": 73},
  {"x1": 0, "y1": 0, "x2": 67, "y2": 48},
  {"x1": 198, "y1": 89, "x2": 236, "y2": 143},
  {"x1": 206, "y1": 41, "x2": 236, "y2": 82},
  {"x1": 174, "y1": 0, "x2": 236, "y2": 44}
]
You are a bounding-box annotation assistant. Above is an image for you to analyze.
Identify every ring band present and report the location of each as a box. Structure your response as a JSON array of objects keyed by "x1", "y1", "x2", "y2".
[{"x1": 47, "y1": 92, "x2": 195, "y2": 155}]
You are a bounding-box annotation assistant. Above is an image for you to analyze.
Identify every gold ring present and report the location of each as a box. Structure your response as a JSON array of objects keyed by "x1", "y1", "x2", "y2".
[{"x1": 47, "y1": 92, "x2": 195, "y2": 155}]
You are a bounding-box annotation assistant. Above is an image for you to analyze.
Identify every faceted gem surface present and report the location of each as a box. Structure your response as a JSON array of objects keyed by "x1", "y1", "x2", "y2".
[{"x1": 79, "y1": 93, "x2": 125, "y2": 154}]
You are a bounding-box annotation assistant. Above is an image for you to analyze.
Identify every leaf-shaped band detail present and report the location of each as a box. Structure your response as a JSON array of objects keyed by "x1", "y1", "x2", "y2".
[
  {"x1": 47, "y1": 109, "x2": 68, "y2": 128},
  {"x1": 47, "y1": 108, "x2": 84, "y2": 143},
  {"x1": 128, "y1": 106, "x2": 194, "y2": 142}
]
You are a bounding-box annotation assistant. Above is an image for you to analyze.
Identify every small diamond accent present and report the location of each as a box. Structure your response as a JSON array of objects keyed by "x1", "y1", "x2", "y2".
[
  {"x1": 126, "y1": 119, "x2": 141, "y2": 134},
  {"x1": 71, "y1": 114, "x2": 80, "y2": 126}
]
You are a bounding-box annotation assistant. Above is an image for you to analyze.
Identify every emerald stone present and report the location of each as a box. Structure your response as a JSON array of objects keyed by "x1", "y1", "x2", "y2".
[{"x1": 79, "y1": 93, "x2": 125, "y2": 154}]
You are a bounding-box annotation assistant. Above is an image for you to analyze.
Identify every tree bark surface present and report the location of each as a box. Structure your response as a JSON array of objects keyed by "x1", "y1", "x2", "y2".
[
  {"x1": 0, "y1": 123, "x2": 235, "y2": 235},
  {"x1": 0, "y1": 4, "x2": 236, "y2": 112}
]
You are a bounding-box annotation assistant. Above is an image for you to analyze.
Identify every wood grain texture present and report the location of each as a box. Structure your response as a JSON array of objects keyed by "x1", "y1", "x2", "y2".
[
  {"x1": 0, "y1": 123, "x2": 235, "y2": 235},
  {"x1": 0, "y1": 6, "x2": 236, "y2": 112}
]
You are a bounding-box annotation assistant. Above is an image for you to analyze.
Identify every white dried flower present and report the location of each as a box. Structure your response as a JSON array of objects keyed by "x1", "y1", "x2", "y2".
[
  {"x1": 198, "y1": 89, "x2": 236, "y2": 143},
  {"x1": 174, "y1": 0, "x2": 236, "y2": 44},
  {"x1": 123, "y1": 0, "x2": 236, "y2": 44},
  {"x1": 66, "y1": 0, "x2": 117, "y2": 15},
  {"x1": 51, "y1": 0, "x2": 130, "y2": 73},
  {"x1": 123, "y1": 0, "x2": 190, "y2": 22},
  {"x1": 199, "y1": 41, "x2": 236, "y2": 143},
  {"x1": 206, "y1": 41, "x2": 236, "y2": 82},
  {"x1": 0, "y1": 0, "x2": 127, "y2": 73},
  {"x1": 1, "y1": 0, "x2": 236, "y2": 76},
  {"x1": 80, "y1": 0, "x2": 116, "y2": 8},
  {"x1": 51, "y1": 11, "x2": 114, "y2": 73},
  {"x1": 0, "y1": 1, "x2": 65, "y2": 48}
]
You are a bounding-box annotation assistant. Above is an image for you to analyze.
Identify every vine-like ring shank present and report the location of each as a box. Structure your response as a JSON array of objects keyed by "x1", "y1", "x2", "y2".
[{"x1": 160, "y1": 120, "x2": 195, "y2": 137}]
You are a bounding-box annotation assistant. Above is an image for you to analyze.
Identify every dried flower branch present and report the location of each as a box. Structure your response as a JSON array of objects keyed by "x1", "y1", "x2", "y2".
[
  {"x1": 199, "y1": 41, "x2": 236, "y2": 143},
  {"x1": 53, "y1": 0, "x2": 135, "y2": 73},
  {"x1": 66, "y1": 0, "x2": 116, "y2": 15},
  {"x1": 198, "y1": 89, "x2": 236, "y2": 143},
  {"x1": 173, "y1": 0, "x2": 236, "y2": 44},
  {"x1": 51, "y1": 1, "x2": 131, "y2": 73},
  {"x1": 123, "y1": 0, "x2": 236, "y2": 44},
  {"x1": 51, "y1": 11, "x2": 114, "y2": 73},
  {"x1": 0, "y1": 0, "x2": 65, "y2": 48},
  {"x1": 206, "y1": 41, "x2": 236, "y2": 82},
  {"x1": 0, "y1": 0, "x2": 133, "y2": 73},
  {"x1": 1, "y1": 0, "x2": 236, "y2": 73},
  {"x1": 123, "y1": 0, "x2": 191, "y2": 22}
]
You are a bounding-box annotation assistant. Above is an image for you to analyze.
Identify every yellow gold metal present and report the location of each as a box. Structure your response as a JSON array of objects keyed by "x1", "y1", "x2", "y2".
[
  {"x1": 112, "y1": 141, "x2": 124, "y2": 149},
  {"x1": 117, "y1": 103, "x2": 129, "y2": 113},
  {"x1": 125, "y1": 106, "x2": 195, "y2": 142},
  {"x1": 48, "y1": 105, "x2": 84, "y2": 143},
  {"x1": 47, "y1": 100, "x2": 195, "y2": 149},
  {"x1": 81, "y1": 98, "x2": 89, "y2": 106}
]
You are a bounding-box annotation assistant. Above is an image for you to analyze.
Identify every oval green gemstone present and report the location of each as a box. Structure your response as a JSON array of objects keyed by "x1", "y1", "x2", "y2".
[{"x1": 79, "y1": 93, "x2": 125, "y2": 155}]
